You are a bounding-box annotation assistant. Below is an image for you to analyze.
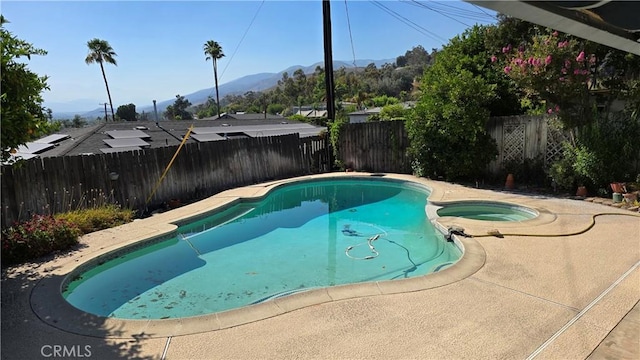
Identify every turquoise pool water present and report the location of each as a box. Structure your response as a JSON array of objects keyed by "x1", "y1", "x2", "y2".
[
  {"x1": 436, "y1": 202, "x2": 536, "y2": 221},
  {"x1": 63, "y1": 178, "x2": 461, "y2": 319}
]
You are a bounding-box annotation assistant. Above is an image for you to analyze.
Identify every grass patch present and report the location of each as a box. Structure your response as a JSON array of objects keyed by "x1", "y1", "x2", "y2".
[{"x1": 55, "y1": 205, "x2": 135, "y2": 235}]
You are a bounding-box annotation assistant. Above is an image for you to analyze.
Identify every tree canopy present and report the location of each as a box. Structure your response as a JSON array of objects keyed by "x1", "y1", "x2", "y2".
[
  {"x1": 116, "y1": 103, "x2": 137, "y2": 121},
  {"x1": 406, "y1": 25, "x2": 511, "y2": 181},
  {"x1": 164, "y1": 95, "x2": 193, "y2": 120},
  {"x1": 1, "y1": 16, "x2": 52, "y2": 161},
  {"x1": 85, "y1": 38, "x2": 117, "y2": 121},
  {"x1": 204, "y1": 40, "x2": 224, "y2": 118}
]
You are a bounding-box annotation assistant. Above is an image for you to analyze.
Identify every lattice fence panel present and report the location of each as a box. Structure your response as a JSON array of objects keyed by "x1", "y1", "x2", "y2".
[
  {"x1": 545, "y1": 118, "x2": 570, "y2": 166},
  {"x1": 502, "y1": 121, "x2": 525, "y2": 163}
]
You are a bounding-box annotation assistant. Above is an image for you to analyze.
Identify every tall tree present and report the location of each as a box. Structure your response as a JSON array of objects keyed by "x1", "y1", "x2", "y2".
[
  {"x1": 164, "y1": 95, "x2": 192, "y2": 120},
  {"x1": 116, "y1": 103, "x2": 137, "y2": 121},
  {"x1": 407, "y1": 26, "x2": 502, "y2": 181},
  {"x1": 85, "y1": 38, "x2": 117, "y2": 122},
  {"x1": 1, "y1": 16, "x2": 51, "y2": 161},
  {"x1": 204, "y1": 40, "x2": 225, "y2": 118}
]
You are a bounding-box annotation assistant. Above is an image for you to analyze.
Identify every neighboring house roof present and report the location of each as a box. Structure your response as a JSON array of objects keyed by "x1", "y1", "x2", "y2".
[
  {"x1": 5, "y1": 118, "x2": 324, "y2": 161},
  {"x1": 205, "y1": 113, "x2": 286, "y2": 121},
  {"x1": 348, "y1": 102, "x2": 415, "y2": 116},
  {"x1": 348, "y1": 107, "x2": 383, "y2": 116},
  {"x1": 296, "y1": 110, "x2": 328, "y2": 118}
]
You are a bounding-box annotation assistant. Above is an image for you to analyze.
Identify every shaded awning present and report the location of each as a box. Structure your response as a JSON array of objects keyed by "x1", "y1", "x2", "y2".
[{"x1": 468, "y1": 1, "x2": 640, "y2": 55}]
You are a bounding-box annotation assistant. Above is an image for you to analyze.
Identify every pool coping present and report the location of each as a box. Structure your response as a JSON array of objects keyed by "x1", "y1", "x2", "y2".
[{"x1": 32, "y1": 173, "x2": 501, "y2": 338}]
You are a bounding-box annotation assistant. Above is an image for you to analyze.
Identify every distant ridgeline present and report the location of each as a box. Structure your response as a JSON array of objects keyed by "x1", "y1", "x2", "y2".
[{"x1": 49, "y1": 46, "x2": 434, "y2": 121}]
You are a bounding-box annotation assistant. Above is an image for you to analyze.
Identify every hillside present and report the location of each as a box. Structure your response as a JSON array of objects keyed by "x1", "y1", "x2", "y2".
[{"x1": 53, "y1": 59, "x2": 394, "y2": 119}]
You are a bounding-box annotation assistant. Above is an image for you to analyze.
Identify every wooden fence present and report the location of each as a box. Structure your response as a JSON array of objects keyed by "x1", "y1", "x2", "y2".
[
  {"x1": 1, "y1": 134, "x2": 329, "y2": 227},
  {"x1": 338, "y1": 120, "x2": 411, "y2": 173},
  {"x1": 336, "y1": 116, "x2": 571, "y2": 177},
  {"x1": 486, "y1": 115, "x2": 569, "y2": 174}
]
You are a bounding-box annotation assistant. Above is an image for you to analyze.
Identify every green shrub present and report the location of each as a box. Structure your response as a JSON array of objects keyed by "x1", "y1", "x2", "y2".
[
  {"x1": 549, "y1": 143, "x2": 578, "y2": 190},
  {"x1": 2, "y1": 215, "x2": 81, "y2": 265},
  {"x1": 329, "y1": 117, "x2": 348, "y2": 169},
  {"x1": 550, "y1": 111, "x2": 640, "y2": 191},
  {"x1": 55, "y1": 205, "x2": 134, "y2": 234},
  {"x1": 406, "y1": 69, "x2": 498, "y2": 181}
]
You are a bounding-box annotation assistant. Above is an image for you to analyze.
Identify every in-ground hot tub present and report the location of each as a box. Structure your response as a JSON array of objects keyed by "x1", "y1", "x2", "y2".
[{"x1": 434, "y1": 201, "x2": 538, "y2": 221}]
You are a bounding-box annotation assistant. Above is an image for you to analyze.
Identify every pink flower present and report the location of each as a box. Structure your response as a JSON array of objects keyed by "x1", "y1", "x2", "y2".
[
  {"x1": 565, "y1": 60, "x2": 571, "y2": 68},
  {"x1": 581, "y1": 69, "x2": 589, "y2": 75},
  {"x1": 547, "y1": 108, "x2": 553, "y2": 114},
  {"x1": 576, "y1": 51, "x2": 585, "y2": 62},
  {"x1": 514, "y1": 58, "x2": 523, "y2": 65},
  {"x1": 552, "y1": 31, "x2": 559, "y2": 37},
  {"x1": 573, "y1": 69, "x2": 581, "y2": 75},
  {"x1": 545, "y1": 55, "x2": 552, "y2": 65},
  {"x1": 559, "y1": 77, "x2": 565, "y2": 82},
  {"x1": 558, "y1": 41, "x2": 567, "y2": 48},
  {"x1": 561, "y1": 67, "x2": 568, "y2": 74},
  {"x1": 504, "y1": 66, "x2": 512, "y2": 74},
  {"x1": 555, "y1": 105, "x2": 560, "y2": 112},
  {"x1": 589, "y1": 54, "x2": 596, "y2": 64},
  {"x1": 491, "y1": 55, "x2": 497, "y2": 63}
]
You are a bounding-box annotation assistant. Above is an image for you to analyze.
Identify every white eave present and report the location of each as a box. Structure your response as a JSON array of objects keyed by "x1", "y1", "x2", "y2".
[{"x1": 468, "y1": 0, "x2": 640, "y2": 56}]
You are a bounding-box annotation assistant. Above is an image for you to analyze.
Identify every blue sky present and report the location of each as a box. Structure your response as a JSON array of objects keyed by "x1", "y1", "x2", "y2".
[{"x1": 2, "y1": 1, "x2": 496, "y2": 112}]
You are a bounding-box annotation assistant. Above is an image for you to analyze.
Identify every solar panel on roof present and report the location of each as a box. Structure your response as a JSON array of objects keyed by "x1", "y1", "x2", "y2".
[
  {"x1": 34, "y1": 134, "x2": 70, "y2": 144},
  {"x1": 106, "y1": 130, "x2": 151, "y2": 139},
  {"x1": 298, "y1": 130, "x2": 324, "y2": 138},
  {"x1": 100, "y1": 146, "x2": 142, "y2": 154},
  {"x1": 191, "y1": 133, "x2": 226, "y2": 142},
  {"x1": 243, "y1": 128, "x2": 324, "y2": 138},
  {"x1": 2, "y1": 152, "x2": 38, "y2": 165},
  {"x1": 103, "y1": 138, "x2": 150, "y2": 148},
  {"x1": 11, "y1": 153, "x2": 38, "y2": 160},
  {"x1": 192, "y1": 124, "x2": 315, "y2": 135},
  {"x1": 17, "y1": 142, "x2": 55, "y2": 154}
]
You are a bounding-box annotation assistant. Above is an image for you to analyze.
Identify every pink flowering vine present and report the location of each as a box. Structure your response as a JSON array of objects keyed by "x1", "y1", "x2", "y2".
[{"x1": 492, "y1": 29, "x2": 597, "y2": 126}]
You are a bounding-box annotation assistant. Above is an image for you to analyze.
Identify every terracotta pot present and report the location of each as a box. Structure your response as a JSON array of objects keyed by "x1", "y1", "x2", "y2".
[
  {"x1": 168, "y1": 199, "x2": 181, "y2": 209},
  {"x1": 576, "y1": 186, "x2": 588, "y2": 197},
  {"x1": 610, "y1": 182, "x2": 625, "y2": 193},
  {"x1": 505, "y1": 173, "x2": 515, "y2": 190}
]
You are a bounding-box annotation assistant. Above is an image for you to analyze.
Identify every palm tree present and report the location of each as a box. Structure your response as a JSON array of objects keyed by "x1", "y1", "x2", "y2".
[
  {"x1": 204, "y1": 40, "x2": 225, "y2": 118},
  {"x1": 85, "y1": 38, "x2": 117, "y2": 122}
]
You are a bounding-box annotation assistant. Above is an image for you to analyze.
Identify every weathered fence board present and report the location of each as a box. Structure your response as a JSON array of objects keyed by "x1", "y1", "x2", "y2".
[
  {"x1": 336, "y1": 116, "x2": 577, "y2": 178},
  {"x1": 338, "y1": 120, "x2": 411, "y2": 173},
  {"x1": 1, "y1": 134, "x2": 328, "y2": 226},
  {"x1": 486, "y1": 115, "x2": 569, "y2": 174}
]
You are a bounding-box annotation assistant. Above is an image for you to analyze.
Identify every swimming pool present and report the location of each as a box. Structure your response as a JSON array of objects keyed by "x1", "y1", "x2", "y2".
[{"x1": 62, "y1": 178, "x2": 461, "y2": 319}]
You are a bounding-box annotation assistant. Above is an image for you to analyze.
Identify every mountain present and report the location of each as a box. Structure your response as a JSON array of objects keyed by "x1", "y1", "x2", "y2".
[
  {"x1": 139, "y1": 58, "x2": 394, "y2": 114},
  {"x1": 48, "y1": 58, "x2": 395, "y2": 118},
  {"x1": 50, "y1": 59, "x2": 395, "y2": 120}
]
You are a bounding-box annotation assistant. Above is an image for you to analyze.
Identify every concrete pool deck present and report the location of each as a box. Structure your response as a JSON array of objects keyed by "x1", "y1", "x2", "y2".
[{"x1": 2, "y1": 173, "x2": 639, "y2": 359}]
